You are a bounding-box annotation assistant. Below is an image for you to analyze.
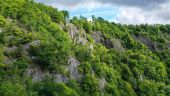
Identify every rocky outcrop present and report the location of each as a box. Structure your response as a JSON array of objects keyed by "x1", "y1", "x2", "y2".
[
  {"x1": 26, "y1": 66, "x2": 50, "y2": 82},
  {"x1": 91, "y1": 31, "x2": 125, "y2": 51},
  {"x1": 67, "y1": 23, "x2": 86, "y2": 45},
  {"x1": 89, "y1": 44, "x2": 94, "y2": 50},
  {"x1": 91, "y1": 31, "x2": 114, "y2": 49},
  {"x1": 25, "y1": 56, "x2": 81, "y2": 83},
  {"x1": 25, "y1": 66, "x2": 69, "y2": 83},
  {"x1": 90, "y1": 31, "x2": 104, "y2": 43},
  {"x1": 5, "y1": 46, "x2": 18, "y2": 55},
  {"x1": 23, "y1": 40, "x2": 40, "y2": 50},
  {"x1": 52, "y1": 74, "x2": 69, "y2": 83},
  {"x1": 133, "y1": 35, "x2": 158, "y2": 51},
  {"x1": 99, "y1": 78, "x2": 107, "y2": 90},
  {"x1": 4, "y1": 57, "x2": 17, "y2": 65},
  {"x1": 112, "y1": 39, "x2": 125, "y2": 52},
  {"x1": 67, "y1": 57, "x2": 81, "y2": 80},
  {"x1": 91, "y1": 31, "x2": 114, "y2": 48},
  {"x1": 104, "y1": 39, "x2": 114, "y2": 49},
  {"x1": 0, "y1": 28, "x2": 2, "y2": 33}
]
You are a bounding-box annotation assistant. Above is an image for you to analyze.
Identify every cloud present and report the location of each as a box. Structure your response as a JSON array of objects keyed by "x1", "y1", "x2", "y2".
[
  {"x1": 37, "y1": 0, "x2": 168, "y2": 10},
  {"x1": 117, "y1": 1, "x2": 170, "y2": 24},
  {"x1": 36, "y1": 0, "x2": 170, "y2": 24},
  {"x1": 96, "y1": 0, "x2": 168, "y2": 10}
]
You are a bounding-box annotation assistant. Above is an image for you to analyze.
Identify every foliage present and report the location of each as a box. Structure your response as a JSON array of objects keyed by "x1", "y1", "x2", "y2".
[{"x1": 0, "y1": 0, "x2": 169, "y2": 96}]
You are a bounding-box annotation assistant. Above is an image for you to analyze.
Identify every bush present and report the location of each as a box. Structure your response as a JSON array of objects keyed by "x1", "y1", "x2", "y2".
[
  {"x1": 0, "y1": 81, "x2": 29, "y2": 96},
  {"x1": 105, "y1": 83, "x2": 119, "y2": 96},
  {"x1": 138, "y1": 80, "x2": 158, "y2": 96},
  {"x1": 81, "y1": 74, "x2": 99, "y2": 95},
  {"x1": 33, "y1": 78, "x2": 79, "y2": 96}
]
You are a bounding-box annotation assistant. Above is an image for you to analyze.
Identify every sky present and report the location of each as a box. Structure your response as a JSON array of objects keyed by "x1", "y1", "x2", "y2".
[{"x1": 36, "y1": 0, "x2": 170, "y2": 24}]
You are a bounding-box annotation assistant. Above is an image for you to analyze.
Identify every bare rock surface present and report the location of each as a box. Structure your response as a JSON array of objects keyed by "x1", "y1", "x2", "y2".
[
  {"x1": 67, "y1": 23, "x2": 86, "y2": 45},
  {"x1": 25, "y1": 66, "x2": 69, "y2": 83},
  {"x1": 133, "y1": 35, "x2": 158, "y2": 51},
  {"x1": 0, "y1": 28, "x2": 2, "y2": 33},
  {"x1": 99, "y1": 78, "x2": 107, "y2": 90},
  {"x1": 68, "y1": 57, "x2": 81, "y2": 80}
]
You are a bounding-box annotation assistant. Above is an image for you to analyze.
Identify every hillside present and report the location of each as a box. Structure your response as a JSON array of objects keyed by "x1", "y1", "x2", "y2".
[{"x1": 0, "y1": 0, "x2": 170, "y2": 96}]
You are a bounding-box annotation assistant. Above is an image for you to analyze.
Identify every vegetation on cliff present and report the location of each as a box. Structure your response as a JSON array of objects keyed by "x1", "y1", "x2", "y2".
[{"x1": 0, "y1": 0, "x2": 170, "y2": 96}]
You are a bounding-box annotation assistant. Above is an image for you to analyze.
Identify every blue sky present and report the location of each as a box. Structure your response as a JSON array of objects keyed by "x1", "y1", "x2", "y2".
[
  {"x1": 68, "y1": 7, "x2": 119, "y2": 22},
  {"x1": 36, "y1": 0, "x2": 119, "y2": 22},
  {"x1": 36, "y1": 0, "x2": 170, "y2": 24}
]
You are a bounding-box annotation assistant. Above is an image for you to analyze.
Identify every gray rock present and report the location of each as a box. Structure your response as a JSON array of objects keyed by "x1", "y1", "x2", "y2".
[
  {"x1": 99, "y1": 78, "x2": 107, "y2": 90},
  {"x1": 133, "y1": 35, "x2": 157, "y2": 51},
  {"x1": 23, "y1": 40, "x2": 40, "y2": 51},
  {"x1": 5, "y1": 46, "x2": 17, "y2": 54},
  {"x1": 52, "y1": 74, "x2": 69, "y2": 83},
  {"x1": 0, "y1": 28, "x2": 2, "y2": 33},
  {"x1": 67, "y1": 23, "x2": 86, "y2": 45},
  {"x1": 90, "y1": 44, "x2": 94, "y2": 50},
  {"x1": 112, "y1": 39, "x2": 125, "y2": 52},
  {"x1": 68, "y1": 57, "x2": 81, "y2": 80},
  {"x1": 90, "y1": 31, "x2": 104, "y2": 43},
  {"x1": 3, "y1": 57, "x2": 17, "y2": 64},
  {"x1": 25, "y1": 66, "x2": 69, "y2": 83},
  {"x1": 25, "y1": 67, "x2": 49, "y2": 82}
]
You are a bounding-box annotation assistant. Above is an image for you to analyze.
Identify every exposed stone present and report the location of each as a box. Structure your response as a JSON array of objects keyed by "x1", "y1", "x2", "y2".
[
  {"x1": 0, "y1": 28, "x2": 2, "y2": 33},
  {"x1": 5, "y1": 46, "x2": 17, "y2": 54},
  {"x1": 133, "y1": 35, "x2": 158, "y2": 51},
  {"x1": 67, "y1": 23, "x2": 86, "y2": 45},
  {"x1": 99, "y1": 78, "x2": 107, "y2": 90},
  {"x1": 4, "y1": 57, "x2": 17, "y2": 64},
  {"x1": 104, "y1": 39, "x2": 114, "y2": 49},
  {"x1": 68, "y1": 57, "x2": 81, "y2": 80},
  {"x1": 23, "y1": 40, "x2": 40, "y2": 51},
  {"x1": 90, "y1": 31, "x2": 104, "y2": 43},
  {"x1": 25, "y1": 66, "x2": 49, "y2": 82},
  {"x1": 139, "y1": 75, "x2": 144, "y2": 81},
  {"x1": 112, "y1": 39, "x2": 125, "y2": 52},
  {"x1": 68, "y1": 23, "x2": 79, "y2": 40},
  {"x1": 91, "y1": 31, "x2": 114, "y2": 48},
  {"x1": 167, "y1": 43, "x2": 170, "y2": 50},
  {"x1": 28, "y1": 40, "x2": 40, "y2": 46},
  {"x1": 90, "y1": 44, "x2": 94, "y2": 50},
  {"x1": 25, "y1": 66, "x2": 69, "y2": 83},
  {"x1": 52, "y1": 74, "x2": 69, "y2": 83}
]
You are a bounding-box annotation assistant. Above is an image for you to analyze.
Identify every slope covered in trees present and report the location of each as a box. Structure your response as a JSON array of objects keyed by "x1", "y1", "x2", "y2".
[{"x1": 0, "y1": 0, "x2": 170, "y2": 96}]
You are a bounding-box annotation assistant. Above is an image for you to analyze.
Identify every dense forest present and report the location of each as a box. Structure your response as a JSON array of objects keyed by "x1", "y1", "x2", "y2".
[{"x1": 0, "y1": 0, "x2": 170, "y2": 96}]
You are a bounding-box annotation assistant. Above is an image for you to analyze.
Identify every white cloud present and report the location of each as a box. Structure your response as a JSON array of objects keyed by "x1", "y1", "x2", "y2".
[
  {"x1": 116, "y1": 1, "x2": 170, "y2": 24},
  {"x1": 36, "y1": 0, "x2": 170, "y2": 24}
]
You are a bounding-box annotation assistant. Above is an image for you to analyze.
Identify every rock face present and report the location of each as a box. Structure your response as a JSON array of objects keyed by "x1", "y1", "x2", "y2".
[
  {"x1": 91, "y1": 31, "x2": 113, "y2": 48},
  {"x1": 99, "y1": 78, "x2": 107, "y2": 90},
  {"x1": 89, "y1": 44, "x2": 94, "y2": 50},
  {"x1": 0, "y1": 28, "x2": 2, "y2": 33},
  {"x1": 68, "y1": 23, "x2": 86, "y2": 45},
  {"x1": 52, "y1": 74, "x2": 69, "y2": 83},
  {"x1": 25, "y1": 66, "x2": 69, "y2": 83},
  {"x1": 91, "y1": 31, "x2": 125, "y2": 51},
  {"x1": 23, "y1": 40, "x2": 40, "y2": 51},
  {"x1": 112, "y1": 39, "x2": 125, "y2": 52},
  {"x1": 4, "y1": 57, "x2": 16, "y2": 65},
  {"x1": 25, "y1": 56, "x2": 80, "y2": 83},
  {"x1": 91, "y1": 31, "x2": 104, "y2": 43},
  {"x1": 5, "y1": 46, "x2": 18, "y2": 54},
  {"x1": 133, "y1": 35, "x2": 157, "y2": 51},
  {"x1": 26, "y1": 66, "x2": 50, "y2": 82},
  {"x1": 104, "y1": 39, "x2": 114, "y2": 49},
  {"x1": 68, "y1": 57, "x2": 81, "y2": 80}
]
